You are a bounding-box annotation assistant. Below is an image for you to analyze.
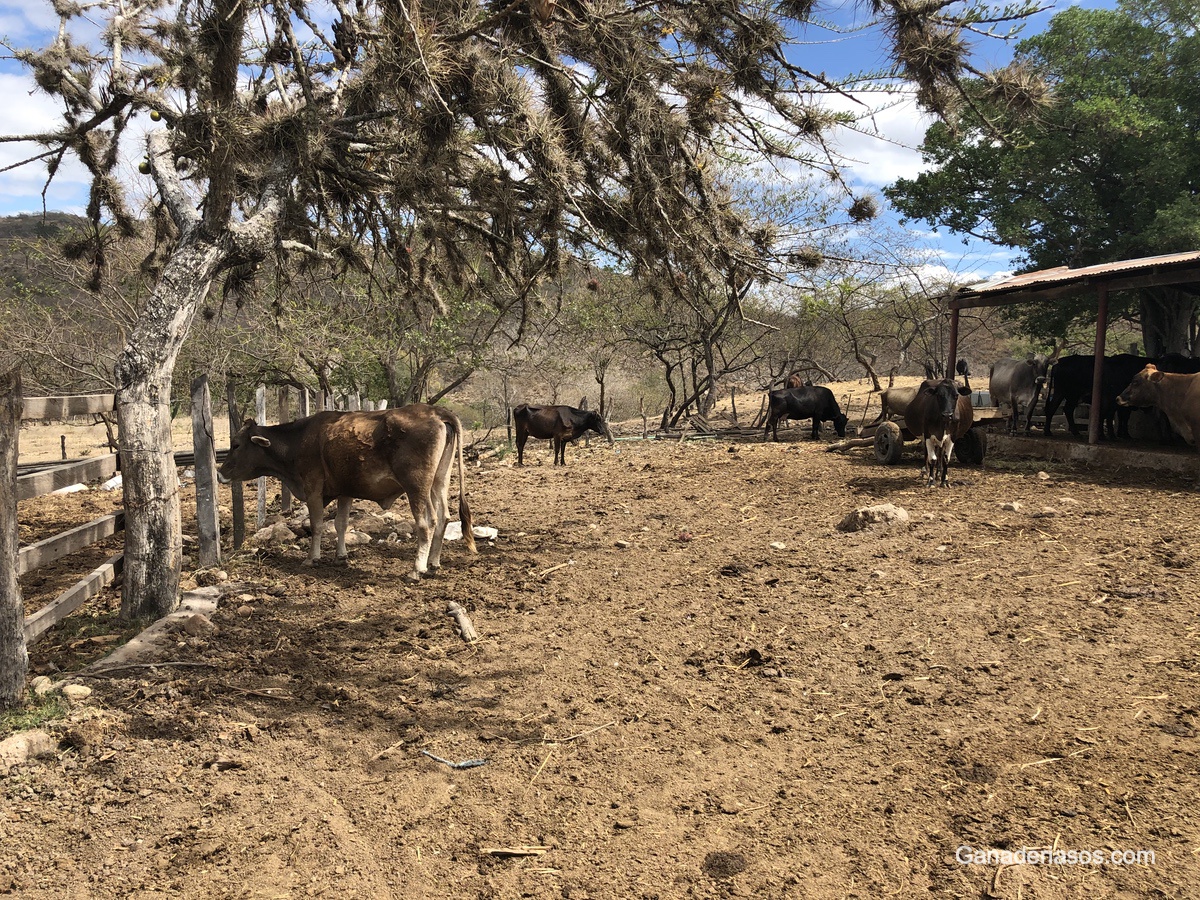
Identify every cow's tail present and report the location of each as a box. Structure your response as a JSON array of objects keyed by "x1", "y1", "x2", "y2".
[{"x1": 449, "y1": 413, "x2": 477, "y2": 554}]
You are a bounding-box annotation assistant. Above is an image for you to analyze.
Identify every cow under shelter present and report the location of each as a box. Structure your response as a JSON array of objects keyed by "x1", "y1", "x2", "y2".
[{"x1": 947, "y1": 251, "x2": 1200, "y2": 446}]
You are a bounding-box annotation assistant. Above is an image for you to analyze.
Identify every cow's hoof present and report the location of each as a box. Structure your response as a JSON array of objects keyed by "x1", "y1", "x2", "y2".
[{"x1": 405, "y1": 571, "x2": 422, "y2": 583}]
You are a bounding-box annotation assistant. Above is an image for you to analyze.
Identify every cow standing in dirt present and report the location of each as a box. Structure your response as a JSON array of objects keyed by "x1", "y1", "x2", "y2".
[
  {"x1": 218, "y1": 404, "x2": 475, "y2": 581},
  {"x1": 513, "y1": 403, "x2": 613, "y2": 466},
  {"x1": 905, "y1": 378, "x2": 973, "y2": 487},
  {"x1": 989, "y1": 354, "x2": 1052, "y2": 434},
  {"x1": 764, "y1": 385, "x2": 848, "y2": 442},
  {"x1": 1116, "y1": 365, "x2": 1200, "y2": 452}
]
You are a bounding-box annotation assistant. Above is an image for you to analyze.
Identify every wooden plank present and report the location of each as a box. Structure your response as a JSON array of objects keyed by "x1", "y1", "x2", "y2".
[
  {"x1": 21, "y1": 394, "x2": 115, "y2": 420},
  {"x1": 255, "y1": 385, "x2": 267, "y2": 530},
  {"x1": 24, "y1": 552, "x2": 123, "y2": 644},
  {"x1": 191, "y1": 376, "x2": 221, "y2": 568},
  {"x1": 1, "y1": 368, "x2": 25, "y2": 701},
  {"x1": 227, "y1": 380, "x2": 245, "y2": 550},
  {"x1": 17, "y1": 511, "x2": 124, "y2": 576},
  {"x1": 16, "y1": 454, "x2": 119, "y2": 501},
  {"x1": 277, "y1": 386, "x2": 292, "y2": 514}
]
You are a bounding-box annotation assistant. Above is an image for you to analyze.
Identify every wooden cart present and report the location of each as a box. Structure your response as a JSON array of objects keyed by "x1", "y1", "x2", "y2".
[{"x1": 829, "y1": 406, "x2": 1009, "y2": 465}]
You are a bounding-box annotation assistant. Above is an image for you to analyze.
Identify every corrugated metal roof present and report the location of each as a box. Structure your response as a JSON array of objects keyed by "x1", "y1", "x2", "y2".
[{"x1": 956, "y1": 250, "x2": 1200, "y2": 298}]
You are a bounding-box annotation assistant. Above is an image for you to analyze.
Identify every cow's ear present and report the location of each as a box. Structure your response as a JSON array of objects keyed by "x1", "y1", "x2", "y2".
[
  {"x1": 1149, "y1": 369, "x2": 1165, "y2": 383},
  {"x1": 242, "y1": 417, "x2": 256, "y2": 428},
  {"x1": 251, "y1": 435, "x2": 272, "y2": 448},
  {"x1": 957, "y1": 386, "x2": 971, "y2": 396}
]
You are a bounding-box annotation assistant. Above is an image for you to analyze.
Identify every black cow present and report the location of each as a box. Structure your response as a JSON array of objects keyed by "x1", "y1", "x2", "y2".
[
  {"x1": 217, "y1": 404, "x2": 475, "y2": 580},
  {"x1": 904, "y1": 378, "x2": 973, "y2": 487},
  {"x1": 1042, "y1": 354, "x2": 1150, "y2": 439},
  {"x1": 764, "y1": 385, "x2": 849, "y2": 441},
  {"x1": 513, "y1": 403, "x2": 613, "y2": 465},
  {"x1": 1157, "y1": 353, "x2": 1200, "y2": 375}
]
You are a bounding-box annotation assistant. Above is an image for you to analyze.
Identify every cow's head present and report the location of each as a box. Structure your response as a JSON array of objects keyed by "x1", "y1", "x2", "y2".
[
  {"x1": 833, "y1": 411, "x2": 849, "y2": 437},
  {"x1": 1116, "y1": 364, "x2": 1163, "y2": 408},
  {"x1": 585, "y1": 410, "x2": 614, "y2": 445},
  {"x1": 217, "y1": 418, "x2": 275, "y2": 484},
  {"x1": 932, "y1": 379, "x2": 972, "y2": 422},
  {"x1": 1028, "y1": 353, "x2": 1051, "y2": 385}
]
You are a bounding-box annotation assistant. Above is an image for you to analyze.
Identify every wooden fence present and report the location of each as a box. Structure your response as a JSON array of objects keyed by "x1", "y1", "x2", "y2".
[
  {"x1": 7, "y1": 393, "x2": 123, "y2": 644},
  {"x1": 4, "y1": 382, "x2": 385, "y2": 647}
]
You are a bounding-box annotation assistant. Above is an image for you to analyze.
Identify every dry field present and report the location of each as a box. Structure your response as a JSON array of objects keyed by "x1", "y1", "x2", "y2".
[{"x1": 5, "y1": 380, "x2": 1199, "y2": 899}]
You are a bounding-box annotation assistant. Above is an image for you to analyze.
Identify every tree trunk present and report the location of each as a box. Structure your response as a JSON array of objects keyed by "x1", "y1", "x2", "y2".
[
  {"x1": 115, "y1": 237, "x2": 224, "y2": 620},
  {"x1": 0, "y1": 368, "x2": 27, "y2": 707},
  {"x1": 1140, "y1": 289, "x2": 1196, "y2": 356}
]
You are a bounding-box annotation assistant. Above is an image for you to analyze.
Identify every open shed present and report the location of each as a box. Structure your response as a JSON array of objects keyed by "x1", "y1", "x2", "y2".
[{"x1": 947, "y1": 250, "x2": 1200, "y2": 443}]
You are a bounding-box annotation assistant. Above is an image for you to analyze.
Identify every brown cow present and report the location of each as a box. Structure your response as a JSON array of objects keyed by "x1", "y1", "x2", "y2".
[
  {"x1": 218, "y1": 404, "x2": 475, "y2": 580},
  {"x1": 513, "y1": 403, "x2": 613, "y2": 465},
  {"x1": 903, "y1": 378, "x2": 973, "y2": 487},
  {"x1": 1116, "y1": 364, "x2": 1200, "y2": 449}
]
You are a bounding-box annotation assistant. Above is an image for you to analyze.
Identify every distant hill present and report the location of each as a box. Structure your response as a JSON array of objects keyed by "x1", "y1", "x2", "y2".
[
  {"x1": 0, "y1": 213, "x2": 97, "y2": 308},
  {"x1": 0, "y1": 212, "x2": 90, "y2": 242}
]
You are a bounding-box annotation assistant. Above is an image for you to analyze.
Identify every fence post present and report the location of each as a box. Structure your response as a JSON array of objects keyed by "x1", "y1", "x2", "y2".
[
  {"x1": 299, "y1": 387, "x2": 310, "y2": 419},
  {"x1": 190, "y1": 375, "x2": 221, "y2": 568},
  {"x1": 226, "y1": 380, "x2": 245, "y2": 550},
  {"x1": 255, "y1": 385, "x2": 267, "y2": 530},
  {"x1": 349, "y1": 392, "x2": 360, "y2": 411},
  {"x1": 277, "y1": 386, "x2": 292, "y2": 514},
  {"x1": 0, "y1": 367, "x2": 28, "y2": 705}
]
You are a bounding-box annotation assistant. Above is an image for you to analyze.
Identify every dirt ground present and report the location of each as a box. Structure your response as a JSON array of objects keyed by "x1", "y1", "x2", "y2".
[{"x1": 5, "y1": 382, "x2": 1200, "y2": 899}]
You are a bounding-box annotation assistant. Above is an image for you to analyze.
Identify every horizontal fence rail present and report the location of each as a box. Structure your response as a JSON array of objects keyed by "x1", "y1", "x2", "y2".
[
  {"x1": 24, "y1": 552, "x2": 124, "y2": 644},
  {"x1": 18, "y1": 512, "x2": 125, "y2": 577},
  {"x1": 21, "y1": 394, "x2": 115, "y2": 420},
  {"x1": 16, "y1": 454, "x2": 119, "y2": 502}
]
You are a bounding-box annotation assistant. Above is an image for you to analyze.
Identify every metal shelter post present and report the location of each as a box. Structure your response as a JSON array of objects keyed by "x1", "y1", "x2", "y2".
[
  {"x1": 1087, "y1": 283, "x2": 1110, "y2": 445},
  {"x1": 947, "y1": 307, "x2": 961, "y2": 378}
]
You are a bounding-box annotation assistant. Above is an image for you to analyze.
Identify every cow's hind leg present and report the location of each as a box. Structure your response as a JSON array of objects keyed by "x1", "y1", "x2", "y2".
[
  {"x1": 305, "y1": 498, "x2": 325, "y2": 564},
  {"x1": 425, "y1": 438, "x2": 455, "y2": 570},
  {"x1": 406, "y1": 492, "x2": 435, "y2": 581},
  {"x1": 334, "y1": 496, "x2": 353, "y2": 559}
]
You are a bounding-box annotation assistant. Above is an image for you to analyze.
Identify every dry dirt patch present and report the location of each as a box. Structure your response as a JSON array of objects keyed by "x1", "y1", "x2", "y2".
[{"x1": 5, "y1": 418, "x2": 1200, "y2": 899}]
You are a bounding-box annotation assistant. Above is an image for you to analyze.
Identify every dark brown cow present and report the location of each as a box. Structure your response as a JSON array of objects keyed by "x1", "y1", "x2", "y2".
[
  {"x1": 1116, "y1": 365, "x2": 1200, "y2": 449},
  {"x1": 218, "y1": 403, "x2": 475, "y2": 580},
  {"x1": 904, "y1": 378, "x2": 973, "y2": 487},
  {"x1": 513, "y1": 403, "x2": 613, "y2": 465}
]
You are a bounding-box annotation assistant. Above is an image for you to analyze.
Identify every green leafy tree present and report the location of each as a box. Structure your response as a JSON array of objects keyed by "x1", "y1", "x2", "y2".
[{"x1": 886, "y1": 1, "x2": 1200, "y2": 354}]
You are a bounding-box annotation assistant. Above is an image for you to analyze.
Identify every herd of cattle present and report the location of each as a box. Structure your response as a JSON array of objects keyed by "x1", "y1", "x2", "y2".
[
  {"x1": 986, "y1": 351, "x2": 1200, "y2": 442},
  {"x1": 216, "y1": 352, "x2": 1200, "y2": 576}
]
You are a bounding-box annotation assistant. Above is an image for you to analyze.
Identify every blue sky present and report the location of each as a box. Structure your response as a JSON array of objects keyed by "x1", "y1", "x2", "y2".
[{"x1": 0, "y1": 1, "x2": 1108, "y2": 282}]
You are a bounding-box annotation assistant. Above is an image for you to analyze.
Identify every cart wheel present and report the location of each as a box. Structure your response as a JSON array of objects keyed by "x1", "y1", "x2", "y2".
[
  {"x1": 874, "y1": 421, "x2": 904, "y2": 465},
  {"x1": 954, "y1": 428, "x2": 987, "y2": 465}
]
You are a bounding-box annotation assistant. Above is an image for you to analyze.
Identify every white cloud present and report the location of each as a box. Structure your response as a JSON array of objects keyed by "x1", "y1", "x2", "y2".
[
  {"x1": 0, "y1": 74, "x2": 94, "y2": 215},
  {"x1": 820, "y1": 91, "x2": 934, "y2": 188}
]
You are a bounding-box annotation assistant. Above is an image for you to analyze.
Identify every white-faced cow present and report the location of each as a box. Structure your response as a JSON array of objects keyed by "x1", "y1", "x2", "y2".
[
  {"x1": 989, "y1": 354, "x2": 1052, "y2": 434},
  {"x1": 764, "y1": 385, "x2": 849, "y2": 441},
  {"x1": 513, "y1": 403, "x2": 613, "y2": 466},
  {"x1": 904, "y1": 378, "x2": 973, "y2": 487},
  {"x1": 218, "y1": 404, "x2": 475, "y2": 580},
  {"x1": 1116, "y1": 364, "x2": 1200, "y2": 450}
]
